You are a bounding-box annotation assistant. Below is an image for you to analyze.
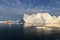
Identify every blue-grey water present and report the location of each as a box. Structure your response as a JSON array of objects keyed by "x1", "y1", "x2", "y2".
[{"x1": 0, "y1": 24, "x2": 60, "y2": 40}]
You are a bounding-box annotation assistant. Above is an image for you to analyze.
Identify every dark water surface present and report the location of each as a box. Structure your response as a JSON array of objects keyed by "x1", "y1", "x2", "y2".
[
  {"x1": 0, "y1": 24, "x2": 24, "y2": 40},
  {"x1": 0, "y1": 24, "x2": 60, "y2": 40}
]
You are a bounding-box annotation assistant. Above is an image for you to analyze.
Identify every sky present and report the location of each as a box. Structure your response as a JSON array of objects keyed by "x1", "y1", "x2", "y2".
[{"x1": 0, "y1": 0, "x2": 60, "y2": 20}]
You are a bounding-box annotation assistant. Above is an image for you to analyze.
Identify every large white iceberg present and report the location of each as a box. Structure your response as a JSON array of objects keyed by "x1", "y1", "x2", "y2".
[{"x1": 23, "y1": 12, "x2": 60, "y2": 27}]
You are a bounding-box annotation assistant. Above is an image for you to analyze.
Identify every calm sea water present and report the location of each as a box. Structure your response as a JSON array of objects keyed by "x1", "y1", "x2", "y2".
[
  {"x1": 0, "y1": 24, "x2": 60, "y2": 40},
  {"x1": 0, "y1": 24, "x2": 24, "y2": 40}
]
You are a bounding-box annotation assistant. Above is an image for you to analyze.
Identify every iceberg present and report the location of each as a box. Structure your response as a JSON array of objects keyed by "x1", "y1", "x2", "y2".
[
  {"x1": 23, "y1": 13, "x2": 45, "y2": 26},
  {"x1": 23, "y1": 12, "x2": 60, "y2": 27}
]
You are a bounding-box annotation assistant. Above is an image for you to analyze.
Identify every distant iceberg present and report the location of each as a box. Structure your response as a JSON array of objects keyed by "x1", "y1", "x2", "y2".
[{"x1": 23, "y1": 12, "x2": 60, "y2": 27}]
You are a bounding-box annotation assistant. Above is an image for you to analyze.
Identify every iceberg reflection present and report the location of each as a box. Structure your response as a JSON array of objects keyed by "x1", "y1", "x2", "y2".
[{"x1": 24, "y1": 23, "x2": 60, "y2": 36}]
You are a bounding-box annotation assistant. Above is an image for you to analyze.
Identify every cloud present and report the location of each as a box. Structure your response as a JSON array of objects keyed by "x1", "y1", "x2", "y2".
[
  {"x1": 49, "y1": 0, "x2": 60, "y2": 6},
  {"x1": 0, "y1": 0, "x2": 60, "y2": 20},
  {"x1": 15, "y1": 0, "x2": 21, "y2": 4},
  {"x1": 0, "y1": 0, "x2": 22, "y2": 7},
  {"x1": 25, "y1": 6, "x2": 60, "y2": 16},
  {"x1": 0, "y1": 5, "x2": 26, "y2": 20},
  {"x1": 25, "y1": 6, "x2": 51, "y2": 14}
]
